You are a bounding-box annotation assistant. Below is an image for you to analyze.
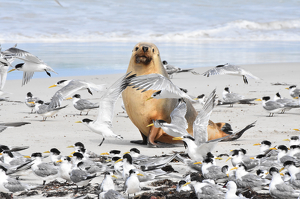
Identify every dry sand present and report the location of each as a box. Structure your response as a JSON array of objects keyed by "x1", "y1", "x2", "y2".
[{"x1": 1, "y1": 62, "x2": 300, "y2": 198}]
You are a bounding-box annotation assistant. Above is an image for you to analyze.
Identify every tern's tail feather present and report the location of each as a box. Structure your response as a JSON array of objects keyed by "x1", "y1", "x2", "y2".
[{"x1": 46, "y1": 66, "x2": 58, "y2": 74}]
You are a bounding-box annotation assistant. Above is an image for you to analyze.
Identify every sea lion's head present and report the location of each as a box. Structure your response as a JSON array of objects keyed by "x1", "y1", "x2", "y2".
[{"x1": 131, "y1": 42, "x2": 160, "y2": 66}]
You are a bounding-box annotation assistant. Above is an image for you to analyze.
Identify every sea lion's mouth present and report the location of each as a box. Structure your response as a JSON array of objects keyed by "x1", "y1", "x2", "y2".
[{"x1": 135, "y1": 55, "x2": 152, "y2": 65}]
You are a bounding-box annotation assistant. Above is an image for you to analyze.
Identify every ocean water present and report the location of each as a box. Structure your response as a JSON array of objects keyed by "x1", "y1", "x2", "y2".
[{"x1": 1, "y1": 0, "x2": 300, "y2": 79}]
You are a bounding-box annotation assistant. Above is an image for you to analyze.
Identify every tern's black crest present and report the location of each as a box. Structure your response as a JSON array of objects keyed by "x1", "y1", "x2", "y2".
[
  {"x1": 178, "y1": 180, "x2": 187, "y2": 186},
  {"x1": 110, "y1": 150, "x2": 121, "y2": 154},
  {"x1": 4, "y1": 150, "x2": 14, "y2": 158},
  {"x1": 224, "y1": 87, "x2": 230, "y2": 92},
  {"x1": 36, "y1": 100, "x2": 44, "y2": 104},
  {"x1": 182, "y1": 135, "x2": 195, "y2": 141},
  {"x1": 216, "y1": 64, "x2": 225, "y2": 68},
  {"x1": 15, "y1": 63, "x2": 24, "y2": 69},
  {"x1": 0, "y1": 145, "x2": 10, "y2": 151},
  {"x1": 50, "y1": 148, "x2": 61, "y2": 155},
  {"x1": 129, "y1": 169, "x2": 136, "y2": 175},
  {"x1": 221, "y1": 123, "x2": 233, "y2": 134},
  {"x1": 153, "y1": 90, "x2": 162, "y2": 96},
  {"x1": 283, "y1": 160, "x2": 295, "y2": 167},
  {"x1": 130, "y1": 148, "x2": 140, "y2": 154},
  {"x1": 73, "y1": 94, "x2": 81, "y2": 98},
  {"x1": 276, "y1": 92, "x2": 281, "y2": 98},
  {"x1": 289, "y1": 85, "x2": 296, "y2": 89},
  {"x1": 74, "y1": 142, "x2": 85, "y2": 148},
  {"x1": 31, "y1": 152, "x2": 42, "y2": 158},
  {"x1": 291, "y1": 136, "x2": 299, "y2": 140},
  {"x1": 197, "y1": 94, "x2": 205, "y2": 99},
  {"x1": 73, "y1": 152, "x2": 84, "y2": 159},
  {"x1": 57, "y1": 80, "x2": 67, "y2": 85},
  {"x1": 27, "y1": 92, "x2": 33, "y2": 97},
  {"x1": 261, "y1": 140, "x2": 271, "y2": 146},
  {"x1": 112, "y1": 157, "x2": 121, "y2": 162},
  {"x1": 278, "y1": 145, "x2": 288, "y2": 152},
  {"x1": 239, "y1": 148, "x2": 247, "y2": 155},
  {"x1": 269, "y1": 167, "x2": 279, "y2": 175},
  {"x1": 290, "y1": 145, "x2": 300, "y2": 150},
  {"x1": 162, "y1": 60, "x2": 168, "y2": 65},
  {"x1": 82, "y1": 118, "x2": 93, "y2": 123},
  {"x1": 262, "y1": 96, "x2": 271, "y2": 101},
  {"x1": 123, "y1": 154, "x2": 133, "y2": 164}
]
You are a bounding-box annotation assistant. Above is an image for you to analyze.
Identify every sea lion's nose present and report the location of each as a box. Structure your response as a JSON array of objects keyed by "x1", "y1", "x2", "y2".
[{"x1": 142, "y1": 46, "x2": 148, "y2": 52}]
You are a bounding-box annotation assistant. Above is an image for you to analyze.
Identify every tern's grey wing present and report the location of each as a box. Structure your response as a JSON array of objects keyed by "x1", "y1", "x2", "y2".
[
  {"x1": 275, "y1": 183, "x2": 295, "y2": 192},
  {"x1": 22, "y1": 71, "x2": 35, "y2": 86},
  {"x1": 95, "y1": 72, "x2": 133, "y2": 125},
  {"x1": 223, "y1": 93, "x2": 244, "y2": 102},
  {"x1": 37, "y1": 104, "x2": 48, "y2": 114},
  {"x1": 35, "y1": 163, "x2": 58, "y2": 177},
  {"x1": 202, "y1": 64, "x2": 240, "y2": 77},
  {"x1": 0, "y1": 122, "x2": 30, "y2": 127},
  {"x1": 193, "y1": 89, "x2": 216, "y2": 145},
  {"x1": 170, "y1": 100, "x2": 188, "y2": 129},
  {"x1": 4, "y1": 47, "x2": 42, "y2": 64},
  {"x1": 75, "y1": 99, "x2": 99, "y2": 110},
  {"x1": 265, "y1": 101, "x2": 284, "y2": 110},
  {"x1": 129, "y1": 73, "x2": 184, "y2": 96},
  {"x1": 4, "y1": 178, "x2": 26, "y2": 193},
  {"x1": 103, "y1": 189, "x2": 124, "y2": 199},
  {"x1": 49, "y1": 80, "x2": 87, "y2": 108}
]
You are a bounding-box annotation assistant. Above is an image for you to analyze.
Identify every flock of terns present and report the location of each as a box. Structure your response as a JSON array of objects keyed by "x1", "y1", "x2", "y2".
[{"x1": 1, "y1": 44, "x2": 300, "y2": 199}]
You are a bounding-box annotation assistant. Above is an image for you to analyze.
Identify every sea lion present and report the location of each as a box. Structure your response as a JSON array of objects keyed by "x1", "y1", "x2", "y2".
[{"x1": 122, "y1": 42, "x2": 232, "y2": 146}]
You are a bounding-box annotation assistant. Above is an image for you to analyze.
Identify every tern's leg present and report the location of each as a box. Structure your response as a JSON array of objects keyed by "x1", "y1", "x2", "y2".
[
  {"x1": 45, "y1": 70, "x2": 51, "y2": 77},
  {"x1": 86, "y1": 111, "x2": 89, "y2": 115},
  {"x1": 130, "y1": 131, "x2": 148, "y2": 145},
  {"x1": 99, "y1": 138, "x2": 105, "y2": 146}
]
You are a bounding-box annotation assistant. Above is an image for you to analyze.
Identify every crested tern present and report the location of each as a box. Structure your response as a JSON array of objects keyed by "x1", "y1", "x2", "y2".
[
  {"x1": 70, "y1": 161, "x2": 97, "y2": 188},
  {"x1": 269, "y1": 167, "x2": 300, "y2": 199},
  {"x1": 6, "y1": 47, "x2": 57, "y2": 86},
  {"x1": 201, "y1": 63, "x2": 260, "y2": 84},
  {"x1": 256, "y1": 96, "x2": 284, "y2": 117},
  {"x1": 26, "y1": 152, "x2": 59, "y2": 185},
  {"x1": 286, "y1": 85, "x2": 300, "y2": 98},
  {"x1": 76, "y1": 72, "x2": 136, "y2": 146},
  {"x1": 99, "y1": 171, "x2": 117, "y2": 192},
  {"x1": 25, "y1": 92, "x2": 40, "y2": 113},
  {"x1": 124, "y1": 169, "x2": 143, "y2": 198},
  {"x1": 43, "y1": 148, "x2": 62, "y2": 166},
  {"x1": 56, "y1": 156, "x2": 73, "y2": 183},
  {"x1": 34, "y1": 100, "x2": 68, "y2": 121},
  {"x1": 68, "y1": 94, "x2": 99, "y2": 115},
  {"x1": 48, "y1": 79, "x2": 106, "y2": 109}
]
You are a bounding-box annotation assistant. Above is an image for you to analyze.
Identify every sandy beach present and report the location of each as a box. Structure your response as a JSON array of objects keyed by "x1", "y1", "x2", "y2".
[{"x1": 1, "y1": 62, "x2": 300, "y2": 198}]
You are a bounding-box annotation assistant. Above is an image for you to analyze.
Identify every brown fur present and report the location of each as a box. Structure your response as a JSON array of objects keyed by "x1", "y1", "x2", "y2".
[{"x1": 122, "y1": 42, "x2": 228, "y2": 145}]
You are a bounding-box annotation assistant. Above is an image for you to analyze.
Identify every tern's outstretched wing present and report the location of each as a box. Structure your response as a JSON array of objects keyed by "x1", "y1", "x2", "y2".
[
  {"x1": 170, "y1": 100, "x2": 188, "y2": 130},
  {"x1": 193, "y1": 88, "x2": 216, "y2": 146},
  {"x1": 129, "y1": 73, "x2": 192, "y2": 100},
  {"x1": 4, "y1": 47, "x2": 43, "y2": 64},
  {"x1": 95, "y1": 72, "x2": 135, "y2": 126},
  {"x1": 49, "y1": 80, "x2": 105, "y2": 109}
]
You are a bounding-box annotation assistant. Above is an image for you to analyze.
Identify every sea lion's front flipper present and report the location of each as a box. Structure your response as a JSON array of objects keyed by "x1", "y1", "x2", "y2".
[{"x1": 130, "y1": 131, "x2": 148, "y2": 145}]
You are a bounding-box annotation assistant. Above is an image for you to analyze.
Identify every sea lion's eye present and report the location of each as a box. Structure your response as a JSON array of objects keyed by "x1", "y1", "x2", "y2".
[
  {"x1": 152, "y1": 49, "x2": 154, "y2": 53},
  {"x1": 135, "y1": 47, "x2": 139, "y2": 51}
]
